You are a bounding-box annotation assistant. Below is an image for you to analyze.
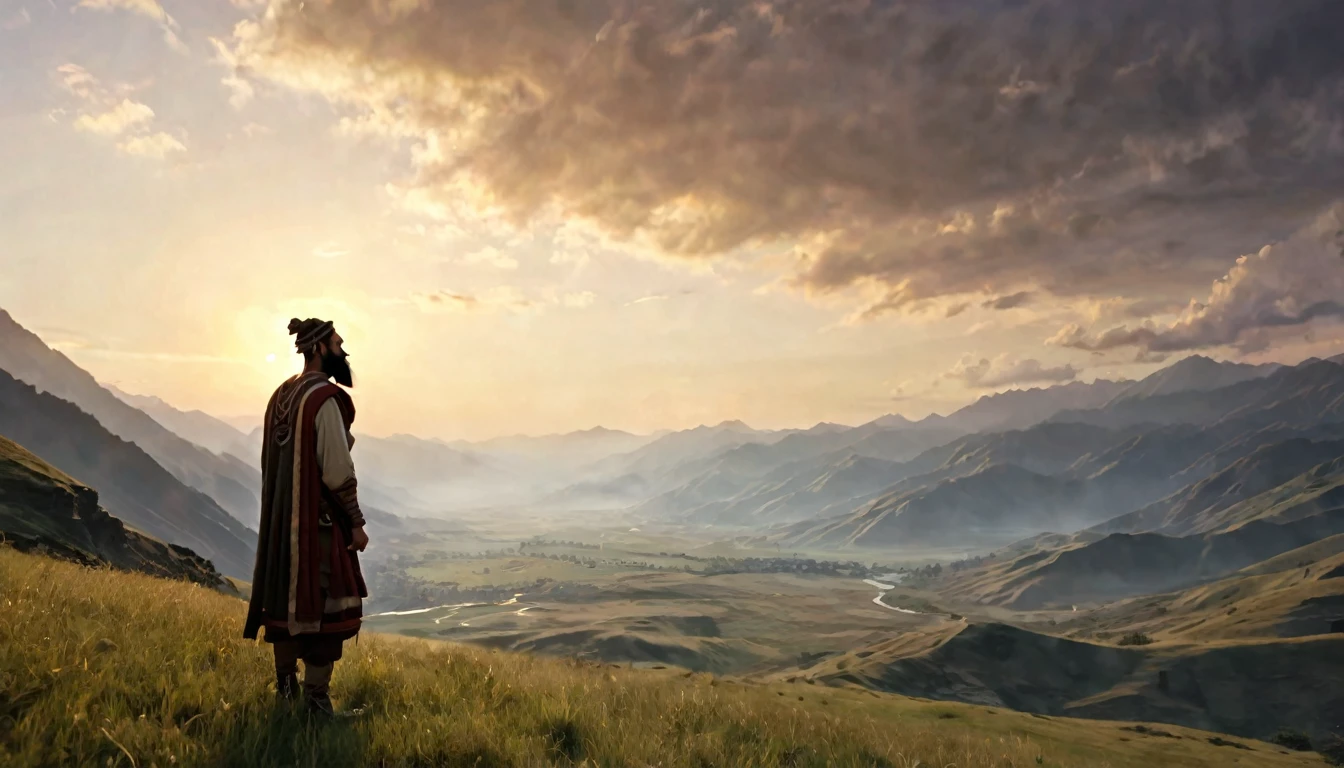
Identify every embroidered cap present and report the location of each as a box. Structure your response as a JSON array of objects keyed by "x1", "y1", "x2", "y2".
[{"x1": 288, "y1": 317, "x2": 335, "y2": 353}]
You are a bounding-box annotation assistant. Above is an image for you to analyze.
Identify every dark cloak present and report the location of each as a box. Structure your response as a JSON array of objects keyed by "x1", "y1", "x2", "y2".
[{"x1": 244, "y1": 371, "x2": 367, "y2": 641}]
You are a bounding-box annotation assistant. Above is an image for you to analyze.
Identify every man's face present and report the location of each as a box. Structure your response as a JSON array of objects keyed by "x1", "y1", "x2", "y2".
[{"x1": 318, "y1": 333, "x2": 353, "y2": 388}]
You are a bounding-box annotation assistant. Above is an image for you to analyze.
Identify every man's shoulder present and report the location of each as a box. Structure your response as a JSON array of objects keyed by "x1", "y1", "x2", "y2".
[{"x1": 307, "y1": 381, "x2": 355, "y2": 424}]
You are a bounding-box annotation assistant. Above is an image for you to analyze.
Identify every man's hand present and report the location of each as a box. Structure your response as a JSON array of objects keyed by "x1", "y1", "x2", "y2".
[{"x1": 348, "y1": 525, "x2": 369, "y2": 552}]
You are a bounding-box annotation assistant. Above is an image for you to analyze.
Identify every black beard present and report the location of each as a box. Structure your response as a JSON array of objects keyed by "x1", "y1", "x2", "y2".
[{"x1": 322, "y1": 350, "x2": 354, "y2": 388}]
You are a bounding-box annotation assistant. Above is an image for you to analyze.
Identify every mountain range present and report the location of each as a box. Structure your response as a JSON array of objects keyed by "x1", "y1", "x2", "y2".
[
  {"x1": 0, "y1": 368, "x2": 254, "y2": 579},
  {"x1": 0, "y1": 310, "x2": 263, "y2": 527}
]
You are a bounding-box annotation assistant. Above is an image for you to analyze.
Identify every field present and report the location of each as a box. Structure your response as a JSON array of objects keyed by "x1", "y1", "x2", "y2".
[
  {"x1": 0, "y1": 546, "x2": 1325, "y2": 767},
  {"x1": 367, "y1": 569, "x2": 951, "y2": 675}
]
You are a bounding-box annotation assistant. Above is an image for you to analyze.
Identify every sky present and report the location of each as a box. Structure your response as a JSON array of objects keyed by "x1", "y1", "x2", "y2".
[{"x1": 3, "y1": 0, "x2": 1344, "y2": 440}]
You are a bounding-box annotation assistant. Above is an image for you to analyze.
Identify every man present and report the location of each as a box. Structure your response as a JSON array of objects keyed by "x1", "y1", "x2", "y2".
[{"x1": 244, "y1": 317, "x2": 370, "y2": 715}]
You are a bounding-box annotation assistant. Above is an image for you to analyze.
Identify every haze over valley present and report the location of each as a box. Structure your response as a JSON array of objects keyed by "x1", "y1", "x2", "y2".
[{"x1": 5, "y1": 304, "x2": 1344, "y2": 754}]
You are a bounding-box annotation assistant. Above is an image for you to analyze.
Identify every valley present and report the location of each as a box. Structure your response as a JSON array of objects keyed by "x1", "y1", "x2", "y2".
[{"x1": 3, "y1": 305, "x2": 1344, "y2": 760}]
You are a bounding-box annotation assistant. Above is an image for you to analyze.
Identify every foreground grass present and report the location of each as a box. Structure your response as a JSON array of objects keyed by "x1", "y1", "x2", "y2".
[{"x1": 0, "y1": 549, "x2": 1322, "y2": 767}]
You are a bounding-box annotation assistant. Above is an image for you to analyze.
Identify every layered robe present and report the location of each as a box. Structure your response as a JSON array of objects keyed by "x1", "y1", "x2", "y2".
[{"x1": 244, "y1": 371, "x2": 368, "y2": 641}]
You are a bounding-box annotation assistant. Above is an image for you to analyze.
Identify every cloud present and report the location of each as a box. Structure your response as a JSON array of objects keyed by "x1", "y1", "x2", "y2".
[
  {"x1": 227, "y1": 0, "x2": 1344, "y2": 319},
  {"x1": 888, "y1": 379, "x2": 923, "y2": 402},
  {"x1": 77, "y1": 0, "x2": 168, "y2": 22},
  {"x1": 56, "y1": 64, "x2": 187, "y2": 160},
  {"x1": 77, "y1": 0, "x2": 185, "y2": 52},
  {"x1": 626, "y1": 295, "x2": 669, "y2": 307},
  {"x1": 983, "y1": 291, "x2": 1033, "y2": 311},
  {"x1": 945, "y1": 354, "x2": 1079, "y2": 389},
  {"x1": 118, "y1": 132, "x2": 187, "y2": 158},
  {"x1": 462, "y1": 246, "x2": 519, "y2": 270},
  {"x1": 408, "y1": 285, "x2": 600, "y2": 313},
  {"x1": 1050, "y1": 203, "x2": 1344, "y2": 354},
  {"x1": 211, "y1": 37, "x2": 258, "y2": 109},
  {"x1": 222, "y1": 74, "x2": 255, "y2": 109},
  {"x1": 413, "y1": 291, "x2": 480, "y2": 313},
  {"x1": 56, "y1": 64, "x2": 97, "y2": 99},
  {"x1": 73, "y1": 99, "x2": 154, "y2": 136},
  {"x1": 410, "y1": 285, "x2": 602, "y2": 315},
  {"x1": 242, "y1": 122, "x2": 273, "y2": 137}
]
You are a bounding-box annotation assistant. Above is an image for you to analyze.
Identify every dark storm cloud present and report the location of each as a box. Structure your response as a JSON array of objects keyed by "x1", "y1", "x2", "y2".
[
  {"x1": 983, "y1": 291, "x2": 1033, "y2": 311},
  {"x1": 232, "y1": 0, "x2": 1344, "y2": 315},
  {"x1": 1050, "y1": 204, "x2": 1344, "y2": 354}
]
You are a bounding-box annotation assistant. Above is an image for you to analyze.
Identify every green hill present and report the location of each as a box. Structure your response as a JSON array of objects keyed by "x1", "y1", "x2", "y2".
[
  {"x1": 0, "y1": 547, "x2": 1325, "y2": 767},
  {"x1": 801, "y1": 620, "x2": 1344, "y2": 748}
]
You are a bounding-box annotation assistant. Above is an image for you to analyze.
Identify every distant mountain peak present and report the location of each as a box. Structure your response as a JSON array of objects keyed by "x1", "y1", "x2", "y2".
[
  {"x1": 869, "y1": 414, "x2": 915, "y2": 428},
  {"x1": 806, "y1": 421, "x2": 850, "y2": 433},
  {"x1": 571, "y1": 425, "x2": 625, "y2": 436},
  {"x1": 714, "y1": 419, "x2": 754, "y2": 433},
  {"x1": 1108, "y1": 354, "x2": 1281, "y2": 405}
]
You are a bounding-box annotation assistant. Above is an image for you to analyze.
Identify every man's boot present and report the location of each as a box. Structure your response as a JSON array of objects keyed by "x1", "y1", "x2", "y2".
[
  {"x1": 302, "y1": 662, "x2": 335, "y2": 716},
  {"x1": 272, "y1": 641, "x2": 302, "y2": 709},
  {"x1": 276, "y1": 670, "x2": 300, "y2": 705}
]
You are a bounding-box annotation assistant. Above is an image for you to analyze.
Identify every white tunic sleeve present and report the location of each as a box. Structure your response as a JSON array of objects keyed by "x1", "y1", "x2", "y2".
[{"x1": 314, "y1": 398, "x2": 356, "y2": 490}]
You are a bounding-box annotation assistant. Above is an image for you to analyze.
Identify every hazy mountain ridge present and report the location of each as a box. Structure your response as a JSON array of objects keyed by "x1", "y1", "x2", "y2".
[
  {"x1": 1051, "y1": 358, "x2": 1344, "y2": 432},
  {"x1": 0, "y1": 368, "x2": 255, "y2": 580},
  {"x1": 1106, "y1": 355, "x2": 1280, "y2": 404},
  {"x1": 0, "y1": 310, "x2": 262, "y2": 526},
  {"x1": 980, "y1": 511, "x2": 1344, "y2": 610},
  {"x1": 718, "y1": 357, "x2": 1344, "y2": 553},
  {"x1": 937, "y1": 378, "x2": 1132, "y2": 433},
  {"x1": 450, "y1": 426, "x2": 661, "y2": 469},
  {"x1": 936, "y1": 433, "x2": 1344, "y2": 613},
  {"x1": 680, "y1": 453, "x2": 909, "y2": 526},
  {"x1": 1094, "y1": 438, "x2": 1344, "y2": 537},
  {"x1": 609, "y1": 383, "x2": 1135, "y2": 527},
  {"x1": 107, "y1": 385, "x2": 255, "y2": 460},
  {"x1": 790, "y1": 463, "x2": 1104, "y2": 549}
]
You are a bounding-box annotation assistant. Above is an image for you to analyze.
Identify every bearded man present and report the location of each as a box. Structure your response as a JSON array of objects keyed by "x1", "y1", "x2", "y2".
[{"x1": 244, "y1": 317, "x2": 370, "y2": 715}]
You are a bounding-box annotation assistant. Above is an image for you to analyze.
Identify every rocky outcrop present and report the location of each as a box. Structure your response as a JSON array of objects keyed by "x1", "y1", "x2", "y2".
[{"x1": 0, "y1": 434, "x2": 233, "y2": 592}]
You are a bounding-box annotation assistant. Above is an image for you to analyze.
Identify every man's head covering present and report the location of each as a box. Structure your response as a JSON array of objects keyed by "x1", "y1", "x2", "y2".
[{"x1": 288, "y1": 317, "x2": 335, "y2": 353}]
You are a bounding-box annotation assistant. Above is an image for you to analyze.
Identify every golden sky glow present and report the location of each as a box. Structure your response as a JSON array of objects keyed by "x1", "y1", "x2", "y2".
[{"x1": 4, "y1": 1, "x2": 1344, "y2": 439}]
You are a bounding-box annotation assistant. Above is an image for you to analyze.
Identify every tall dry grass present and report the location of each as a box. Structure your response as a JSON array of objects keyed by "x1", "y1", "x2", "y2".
[{"x1": 0, "y1": 547, "x2": 1272, "y2": 767}]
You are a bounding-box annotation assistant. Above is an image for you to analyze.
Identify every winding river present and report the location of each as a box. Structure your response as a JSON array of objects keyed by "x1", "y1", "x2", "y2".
[
  {"x1": 863, "y1": 574, "x2": 926, "y2": 615},
  {"x1": 368, "y1": 593, "x2": 536, "y2": 627}
]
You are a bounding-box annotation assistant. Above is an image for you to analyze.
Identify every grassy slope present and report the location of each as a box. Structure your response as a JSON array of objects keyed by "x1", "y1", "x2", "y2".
[
  {"x1": 1045, "y1": 537, "x2": 1344, "y2": 644},
  {"x1": 0, "y1": 549, "x2": 1324, "y2": 768},
  {"x1": 0, "y1": 435, "x2": 86, "y2": 548},
  {"x1": 0, "y1": 434, "x2": 79, "y2": 486}
]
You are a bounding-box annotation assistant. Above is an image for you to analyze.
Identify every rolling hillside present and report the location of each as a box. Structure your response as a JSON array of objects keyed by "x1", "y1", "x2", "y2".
[
  {"x1": 1041, "y1": 536, "x2": 1344, "y2": 645},
  {"x1": 962, "y1": 511, "x2": 1344, "y2": 610},
  {"x1": 1, "y1": 546, "x2": 1326, "y2": 768},
  {"x1": 803, "y1": 620, "x2": 1344, "y2": 748}
]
